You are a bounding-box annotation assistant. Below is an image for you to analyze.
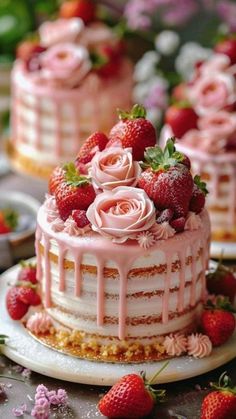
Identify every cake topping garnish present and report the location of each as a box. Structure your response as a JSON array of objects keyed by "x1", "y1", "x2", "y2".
[
  {"x1": 136, "y1": 231, "x2": 156, "y2": 249},
  {"x1": 51, "y1": 218, "x2": 65, "y2": 233},
  {"x1": 26, "y1": 312, "x2": 53, "y2": 335},
  {"x1": 76, "y1": 131, "x2": 109, "y2": 170},
  {"x1": 189, "y1": 175, "x2": 208, "y2": 214},
  {"x1": 150, "y1": 221, "x2": 175, "y2": 240},
  {"x1": 184, "y1": 212, "x2": 202, "y2": 231},
  {"x1": 107, "y1": 104, "x2": 157, "y2": 161},
  {"x1": 163, "y1": 333, "x2": 187, "y2": 356},
  {"x1": 39, "y1": 18, "x2": 84, "y2": 47},
  {"x1": 187, "y1": 333, "x2": 212, "y2": 358}
]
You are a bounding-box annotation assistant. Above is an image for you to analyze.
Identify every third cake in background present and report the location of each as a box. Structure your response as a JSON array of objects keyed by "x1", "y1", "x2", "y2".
[
  {"x1": 9, "y1": 1, "x2": 133, "y2": 179},
  {"x1": 162, "y1": 39, "x2": 236, "y2": 243}
]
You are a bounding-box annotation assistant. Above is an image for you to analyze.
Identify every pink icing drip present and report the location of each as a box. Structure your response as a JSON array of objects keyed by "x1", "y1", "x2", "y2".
[
  {"x1": 97, "y1": 259, "x2": 105, "y2": 326},
  {"x1": 44, "y1": 235, "x2": 52, "y2": 307},
  {"x1": 190, "y1": 242, "x2": 198, "y2": 306},
  {"x1": 118, "y1": 266, "x2": 129, "y2": 339},
  {"x1": 201, "y1": 240, "x2": 207, "y2": 300},
  {"x1": 35, "y1": 226, "x2": 42, "y2": 281},
  {"x1": 58, "y1": 243, "x2": 67, "y2": 292},
  {"x1": 177, "y1": 250, "x2": 186, "y2": 313},
  {"x1": 162, "y1": 253, "x2": 172, "y2": 324},
  {"x1": 74, "y1": 254, "x2": 82, "y2": 297}
]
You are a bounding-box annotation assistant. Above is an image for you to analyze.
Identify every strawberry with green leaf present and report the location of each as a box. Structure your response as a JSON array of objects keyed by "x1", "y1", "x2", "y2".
[
  {"x1": 201, "y1": 297, "x2": 236, "y2": 347},
  {"x1": 0, "y1": 209, "x2": 18, "y2": 234},
  {"x1": 18, "y1": 260, "x2": 38, "y2": 285},
  {"x1": 138, "y1": 138, "x2": 194, "y2": 218},
  {"x1": 165, "y1": 102, "x2": 198, "y2": 138},
  {"x1": 207, "y1": 258, "x2": 236, "y2": 304},
  {"x1": 98, "y1": 362, "x2": 168, "y2": 418},
  {"x1": 201, "y1": 372, "x2": 236, "y2": 419},
  {"x1": 189, "y1": 175, "x2": 208, "y2": 214},
  {"x1": 55, "y1": 162, "x2": 96, "y2": 221},
  {"x1": 107, "y1": 104, "x2": 157, "y2": 161}
]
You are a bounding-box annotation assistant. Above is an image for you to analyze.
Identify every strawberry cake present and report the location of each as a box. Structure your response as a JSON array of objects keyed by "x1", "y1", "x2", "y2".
[
  {"x1": 163, "y1": 46, "x2": 236, "y2": 243},
  {"x1": 23, "y1": 105, "x2": 212, "y2": 363},
  {"x1": 8, "y1": 2, "x2": 133, "y2": 179}
]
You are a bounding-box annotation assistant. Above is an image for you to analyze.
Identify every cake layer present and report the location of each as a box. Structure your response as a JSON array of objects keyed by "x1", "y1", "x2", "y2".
[
  {"x1": 11, "y1": 60, "x2": 133, "y2": 168},
  {"x1": 36, "y1": 205, "x2": 210, "y2": 352}
]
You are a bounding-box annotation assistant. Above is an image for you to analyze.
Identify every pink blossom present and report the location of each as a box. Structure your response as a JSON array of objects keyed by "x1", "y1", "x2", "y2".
[
  {"x1": 12, "y1": 403, "x2": 27, "y2": 417},
  {"x1": 31, "y1": 397, "x2": 50, "y2": 419},
  {"x1": 217, "y1": 1, "x2": 236, "y2": 32},
  {"x1": 198, "y1": 111, "x2": 236, "y2": 140}
]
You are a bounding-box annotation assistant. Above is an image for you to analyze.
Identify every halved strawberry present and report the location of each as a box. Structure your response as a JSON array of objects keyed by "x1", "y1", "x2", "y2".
[
  {"x1": 107, "y1": 104, "x2": 157, "y2": 161},
  {"x1": 55, "y1": 162, "x2": 96, "y2": 221},
  {"x1": 138, "y1": 139, "x2": 194, "y2": 217}
]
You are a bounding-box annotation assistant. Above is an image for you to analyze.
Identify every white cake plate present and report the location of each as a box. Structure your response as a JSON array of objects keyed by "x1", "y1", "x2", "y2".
[
  {"x1": 1, "y1": 261, "x2": 236, "y2": 386},
  {"x1": 211, "y1": 240, "x2": 236, "y2": 260}
]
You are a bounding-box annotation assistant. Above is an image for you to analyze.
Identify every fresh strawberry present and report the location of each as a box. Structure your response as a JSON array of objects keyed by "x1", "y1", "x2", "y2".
[
  {"x1": 72, "y1": 209, "x2": 90, "y2": 228},
  {"x1": 181, "y1": 154, "x2": 191, "y2": 169},
  {"x1": 76, "y1": 132, "x2": 108, "y2": 166},
  {"x1": 55, "y1": 162, "x2": 96, "y2": 221},
  {"x1": 138, "y1": 139, "x2": 194, "y2": 217},
  {"x1": 170, "y1": 217, "x2": 185, "y2": 232},
  {"x1": 93, "y1": 44, "x2": 123, "y2": 78},
  {"x1": 215, "y1": 38, "x2": 236, "y2": 65},
  {"x1": 172, "y1": 83, "x2": 188, "y2": 102},
  {"x1": 201, "y1": 297, "x2": 236, "y2": 347},
  {"x1": 98, "y1": 363, "x2": 167, "y2": 418},
  {"x1": 60, "y1": 0, "x2": 96, "y2": 24},
  {"x1": 6, "y1": 287, "x2": 29, "y2": 320},
  {"x1": 206, "y1": 258, "x2": 236, "y2": 304},
  {"x1": 17, "y1": 286, "x2": 41, "y2": 306},
  {"x1": 17, "y1": 40, "x2": 46, "y2": 72},
  {"x1": 0, "y1": 209, "x2": 18, "y2": 235},
  {"x1": 49, "y1": 166, "x2": 66, "y2": 195},
  {"x1": 156, "y1": 208, "x2": 174, "y2": 224},
  {"x1": 201, "y1": 372, "x2": 236, "y2": 419},
  {"x1": 18, "y1": 261, "x2": 38, "y2": 285},
  {"x1": 189, "y1": 175, "x2": 208, "y2": 214},
  {"x1": 107, "y1": 104, "x2": 157, "y2": 161},
  {"x1": 165, "y1": 103, "x2": 198, "y2": 139}
]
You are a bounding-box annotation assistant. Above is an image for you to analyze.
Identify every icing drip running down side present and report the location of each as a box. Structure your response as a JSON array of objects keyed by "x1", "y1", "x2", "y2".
[{"x1": 36, "y1": 206, "x2": 210, "y2": 340}]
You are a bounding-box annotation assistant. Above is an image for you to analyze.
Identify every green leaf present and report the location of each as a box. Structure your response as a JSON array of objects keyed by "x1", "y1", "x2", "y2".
[
  {"x1": 1, "y1": 208, "x2": 19, "y2": 230},
  {"x1": 63, "y1": 162, "x2": 90, "y2": 188},
  {"x1": 194, "y1": 175, "x2": 208, "y2": 195},
  {"x1": 142, "y1": 138, "x2": 185, "y2": 172},
  {"x1": 118, "y1": 104, "x2": 147, "y2": 120}
]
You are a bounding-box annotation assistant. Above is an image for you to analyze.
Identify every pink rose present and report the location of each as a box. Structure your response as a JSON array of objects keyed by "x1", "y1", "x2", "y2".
[
  {"x1": 182, "y1": 129, "x2": 226, "y2": 154},
  {"x1": 39, "y1": 18, "x2": 84, "y2": 47},
  {"x1": 40, "y1": 43, "x2": 91, "y2": 88},
  {"x1": 90, "y1": 147, "x2": 141, "y2": 191},
  {"x1": 188, "y1": 72, "x2": 236, "y2": 115},
  {"x1": 86, "y1": 186, "x2": 156, "y2": 243},
  {"x1": 79, "y1": 22, "x2": 117, "y2": 49},
  {"x1": 198, "y1": 111, "x2": 236, "y2": 140}
]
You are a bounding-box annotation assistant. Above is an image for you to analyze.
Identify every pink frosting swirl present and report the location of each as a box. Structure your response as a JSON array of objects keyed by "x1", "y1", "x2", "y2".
[
  {"x1": 39, "y1": 18, "x2": 84, "y2": 47},
  {"x1": 51, "y1": 217, "x2": 65, "y2": 232},
  {"x1": 198, "y1": 111, "x2": 236, "y2": 140},
  {"x1": 40, "y1": 43, "x2": 91, "y2": 88},
  {"x1": 90, "y1": 147, "x2": 141, "y2": 191},
  {"x1": 181, "y1": 129, "x2": 226, "y2": 154},
  {"x1": 187, "y1": 333, "x2": 212, "y2": 358},
  {"x1": 184, "y1": 212, "x2": 202, "y2": 231},
  {"x1": 86, "y1": 186, "x2": 156, "y2": 243},
  {"x1": 151, "y1": 222, "x2": 175, "y2": 240},
  {"x1": 44, "y1": 194, "x2": 59, "y2": 222},
  {"x1": 163, "y1": 333, "x2": 187, "y2": 356},
  {"x1": 63, "y1": 216, "x2": 90, "y2": 236},
  {"x1": 188, "y1": 72, "x2": 236, "y2": 116},
  {"x1": 136, "y1": 231, "x2": 156, "y2": 249},
  {"x1": 26, "y1": 312, "x2": 53, "y2": 335}
]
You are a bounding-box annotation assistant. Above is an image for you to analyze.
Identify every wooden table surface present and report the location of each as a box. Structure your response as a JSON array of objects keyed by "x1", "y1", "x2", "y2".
[{"x1": 0, "y1": 164, "x2": 236, "y2": 419}]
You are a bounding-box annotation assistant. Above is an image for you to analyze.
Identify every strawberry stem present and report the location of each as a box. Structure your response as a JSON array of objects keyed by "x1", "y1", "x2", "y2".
[
  {"x1": 194, "y1": 175, "x2": 208, "y2": 196},
  {"x1": 148, "y1": 361, "x2": 169, "y2": 385},
  {"x1": 118, "y1": 104, "x2": 147, "y2": 120},
  {"x1": 19, "y1": 260, "x2": 36, "y2": 269},
  {"x1": 142, "y1": 138, "x2": 185, "y2": 171},
  {"x1": 63, "y1": 162, "x2": 90, "y2": 187},
  {"x1": 211, "y1": 371, "x2": 236, "y2": 395}
]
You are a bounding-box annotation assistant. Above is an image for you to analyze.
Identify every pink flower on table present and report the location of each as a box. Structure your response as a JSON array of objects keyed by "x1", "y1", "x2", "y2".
[
  {"x1": 182, "y1": 129, "x2": 227, "y2": 154},
  {"x1": 39, "y1": 18, "x2": 84, "y2": 47},
  {"x1": 86, "y1": 186, "x2": 156, "y2": 243},
  {"x1": 40, "y1": 43, "x2": 91, "y2": 88},
  {"x1": 90, "y1": 147, "x2": 141, "y2": 191},
  {"x1": 198, "y1": 111, "x2": 236, "y2": 140},
  {"x1": 188, "y1": 72, "x2": 236, "y2": 115}
]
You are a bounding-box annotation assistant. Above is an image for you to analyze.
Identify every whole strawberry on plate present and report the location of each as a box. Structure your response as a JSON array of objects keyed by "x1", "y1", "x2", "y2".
[
  {"x1": 107, "y1": 104, "x2": 157, "y2": 161},
  {"x1": 0, "y1": 209, "x2": 18, "y2": 235},
  {"x1": 53, "y1": 162, "x2": 96, "y2": 221},
  {"x1": 6, "y1": 281, "x2": 41, "y2": 321},
  {"x1": 201, "y1": 297, "x2": 236, "y2": 347},
  {"x1": 18, "y1": 260, "x2": 38, "y2": 285},
  {"x1": 165, "y1": 102, "x2": 198, "y2": 139},
  {"x1": 201, "y1": 372, "x2": 236, "y2": 419},
  {"x1": 207, "y1": 258, "x2": 236, "y2": 304},
  {"x1": 98, "y1": 363, "x2": 167, "y2": 418},
  {"x1": 138, "y1": 138, "x2": 194, "y2": 218}
]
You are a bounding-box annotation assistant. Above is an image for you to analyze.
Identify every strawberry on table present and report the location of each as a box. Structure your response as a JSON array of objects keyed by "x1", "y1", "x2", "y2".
[
  {"x1": 98, "y1": 363, "x2": 167, "y2": 418},
  {"x1": 201, "y1": 297, "x2": 236, "y2": 347},
  {"x1": 206, "y1": 259, "x2": 236, "y2": 304},
  {"x1": 165, "y1": 103, "x2": 198, "y2": 139},
  {"x1": 107, "y1": 104, "x2": 157, "y2": 161},
  {"x1": 18, "y1": 261, "x2": 38, "y2": 285},
  {"x1": 138, "y1": 138, "x2": 194, "y2": 218},
  {"x1": 189, "y1": 175, "x2": 208, "y2": 214},
  {"x1": 75, "y1": 132, "x2": 108, "y2": 168},
  {"x1": 55, "y1": 162, "x2": 96, "y2": 221},
  {"x1": 0, "y1": 209, "x2": 18, "y2": 235},
  {"x1": 60, "y1": 0, "x2": 96, "y2": 24},
  {"x1": 201, "y1": 372, "x2": 236, "y2": 419}
]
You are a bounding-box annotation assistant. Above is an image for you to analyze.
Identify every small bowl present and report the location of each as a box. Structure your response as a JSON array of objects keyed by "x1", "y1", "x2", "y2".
[{"x1": 0, "y1": 191, "x2": 40, "y2": 270}]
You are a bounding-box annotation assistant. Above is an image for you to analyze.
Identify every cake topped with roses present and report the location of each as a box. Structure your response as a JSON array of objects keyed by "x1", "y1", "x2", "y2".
[
  {"x1": 9, "y1": 0, "x2": 133, "y2": 179},
  {"x1": 46, "y1": 104, "x2": 208, "y2": 246},
  {"x1": 163, "y1": 37, "x2": 236, "y2": 243}
]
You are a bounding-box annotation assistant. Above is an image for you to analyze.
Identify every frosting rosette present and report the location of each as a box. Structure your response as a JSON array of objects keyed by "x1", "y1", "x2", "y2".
[
  {"x1": 39, "y1": 18, "x2": 84, "y2": 47},
  {"x1": 187, "y1": 333, "x2": 212, "y2": 358},
  {"x1": 90, "y1": 147, "x2": 141, "y2": 191},
  {"x1": 86, "y1": 186, "x2": 156, "y2": 242},
  {"x1": 40, "y1": 43, "x2": 91, "y2": 88}
]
